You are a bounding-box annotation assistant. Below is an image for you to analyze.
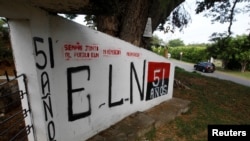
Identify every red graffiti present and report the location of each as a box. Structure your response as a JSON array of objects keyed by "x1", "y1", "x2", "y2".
[
  {"x1": 85, "y1": 45, "x2": 99, "y2": 51},
  {"x1": 63, "y1": 43, "x2": 100, "y2": 60},
  {"x1": 103, "y1": 49, "x2": 121, "y2": 56},
  {"x1": 64, "y1": 42, "x2": 83, "y2": 51},
  {"x1": 127, "y1": 52, "x2": 140, "y2": 57}
]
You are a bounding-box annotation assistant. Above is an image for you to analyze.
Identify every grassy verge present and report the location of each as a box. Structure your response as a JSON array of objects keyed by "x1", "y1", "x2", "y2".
[{"x1": 150, "y1": 67, "x2": 250, "y2": 141}]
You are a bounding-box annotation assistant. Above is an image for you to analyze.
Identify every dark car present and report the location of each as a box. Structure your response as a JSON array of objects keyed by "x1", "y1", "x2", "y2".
[{"x1": 194, "y1": 62, "x2": 215, "y2": 73}]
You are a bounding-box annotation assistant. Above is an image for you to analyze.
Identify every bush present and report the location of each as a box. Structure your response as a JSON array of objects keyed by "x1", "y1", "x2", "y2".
[
  {"x1": 150, "y1": 46, "x2": 167, "y2": 57},
  {"x1": 168, "y1": 46, "x2": 208, "y2": 63},
  {"x1": 0, "y1": 45, "x2": 13, "y2": 61}
]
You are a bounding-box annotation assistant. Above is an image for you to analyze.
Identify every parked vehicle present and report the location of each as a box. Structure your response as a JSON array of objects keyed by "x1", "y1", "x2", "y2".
[{"x1": 194, "y1": 62, "x2": 215, "y2": 73}]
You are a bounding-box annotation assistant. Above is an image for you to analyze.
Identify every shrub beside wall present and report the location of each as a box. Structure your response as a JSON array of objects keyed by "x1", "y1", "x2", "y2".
[{"x1": 168, "y1": 46, "x2": 208, "y2": 63}]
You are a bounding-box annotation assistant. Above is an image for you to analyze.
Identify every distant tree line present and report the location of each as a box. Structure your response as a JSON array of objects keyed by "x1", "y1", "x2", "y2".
[
  {"x1": 207, "y1": 34, "x2": 250, "y2": 72},
  {"x1": 150, "y1": 35, "x2": 250, "y2": 72},
  {"x1": 168, "y1": 46, "x2": 208, "y2": 63}
]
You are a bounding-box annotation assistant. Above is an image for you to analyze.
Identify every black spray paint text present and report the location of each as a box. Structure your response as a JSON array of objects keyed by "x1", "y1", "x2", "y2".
[
  {"x1": 34, "y1": 37, "x2": 170, "y2": 125},
  {"x1": 33, "y1": 37, "x2": 56, "y2": 141}
]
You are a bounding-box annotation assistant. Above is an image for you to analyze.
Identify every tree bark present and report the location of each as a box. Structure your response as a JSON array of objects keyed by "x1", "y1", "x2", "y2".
[{"x1": 95, "y1": 0, "x2": 184, "y2": 48}]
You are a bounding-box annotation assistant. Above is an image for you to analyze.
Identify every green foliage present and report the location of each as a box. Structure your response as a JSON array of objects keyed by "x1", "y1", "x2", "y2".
[
  {"x1": 0, "y1": 18, "x2": 12, "y2": 61},
  {"x1": 151, "y1": 45, "x2": 167, "y2": 57},
  {"x1": 150, "y1": 43, "x2": 209, "y2": 63},
  {"x1": 206, "y1": 34, "x2": 250, "y2": 71},
  {"x1": 168, "y1": 46, "x2": 208, "y2": 63},
  {"x1": 167, "y1": 38, "x2": 185, "y2": 47},
  {"x1": 144, "y1": 127, "x2": 156, "y2": 140},
  {"x1": 150, "y1": 35, "x2": 167, "y2": 57},
  {"x1": 151, "y1": 35, "x2": 165, "y2": 46},
  {"x1": 0, "y1": 46, "x2": 12, "y2": 61},
  {"x1": 84, "y1": 15, "x2": 97, "y2": 30}
]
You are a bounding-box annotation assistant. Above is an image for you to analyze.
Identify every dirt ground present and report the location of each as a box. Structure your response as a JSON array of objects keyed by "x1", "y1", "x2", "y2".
[{"x1": 0, "y1": 60, "x2": 16, "y2": 76}]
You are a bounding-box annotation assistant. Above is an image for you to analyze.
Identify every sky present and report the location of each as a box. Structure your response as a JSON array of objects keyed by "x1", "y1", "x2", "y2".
[
  {"x1": 153, "y1": 0, "x2": 250, "y2": 44},
  {"x1": 72, "y1": 0, "x2": 250, "y2": 45}
]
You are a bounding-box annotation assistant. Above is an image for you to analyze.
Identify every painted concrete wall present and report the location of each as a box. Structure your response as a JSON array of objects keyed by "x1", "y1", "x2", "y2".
[{"x1": 1, "y1": 2, "x2": 175, "y2": 141}]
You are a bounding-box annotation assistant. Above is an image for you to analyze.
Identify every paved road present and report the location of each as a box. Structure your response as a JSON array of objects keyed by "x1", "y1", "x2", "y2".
[{"x1": 170, "y1": 59, "x2": 250, "y2": 87}]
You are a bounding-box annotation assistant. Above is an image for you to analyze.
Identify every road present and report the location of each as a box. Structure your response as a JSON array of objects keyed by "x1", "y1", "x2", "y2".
[{"x1": 170, "y1": 59, "x2": 250, "y2": 87}]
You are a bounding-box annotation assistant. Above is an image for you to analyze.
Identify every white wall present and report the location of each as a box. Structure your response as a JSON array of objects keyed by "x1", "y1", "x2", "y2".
[{"x1": 2, "y1": 2, "x2": 175, "y2": 141}]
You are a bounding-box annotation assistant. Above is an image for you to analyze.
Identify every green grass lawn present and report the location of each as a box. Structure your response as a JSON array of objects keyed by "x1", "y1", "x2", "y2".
[{"x1": 147, "y1": 67, "x2": 250, "y2": 141}]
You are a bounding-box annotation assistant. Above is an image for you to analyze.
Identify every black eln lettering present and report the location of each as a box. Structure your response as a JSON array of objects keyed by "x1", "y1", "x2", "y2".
[
  {"x1": 47, "y1": 121, "x2": 56, "y2": 141},
  {"x1": 43, "y1": 96, "x2": 53, "y2": 121},
  {"x1": 67, "y1": 66, "x2": 91, "y2": 121},
  {"x1": 108, "y1": 64, "x2": 124, "y2": 107},
  {"x1": 33, "y1": 37, "x2": 47, "y2": 70},
  {"x1": 130, "y1": 60, "x2": 146, "y2": 104}
]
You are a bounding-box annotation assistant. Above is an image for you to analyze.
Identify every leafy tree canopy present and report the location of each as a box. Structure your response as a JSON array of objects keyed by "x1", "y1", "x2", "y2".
[
  {"x1": 167, "y1": 38, "x2": 185, "y2": 47},
  {"x1": 62, "y1": 0, "x2": 250, "y2": 48},
  {"x1": 206, "y1": 34, "x2": 250, "y2": 71},
  {"x1": 150, "y1": 35, "x2": 166, "y2": 46}
]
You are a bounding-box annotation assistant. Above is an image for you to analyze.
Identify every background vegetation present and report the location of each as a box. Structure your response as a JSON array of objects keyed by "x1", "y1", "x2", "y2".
[
  {"x1": 0, "y1": 18, "x2": 12, "y2": 63},
  {"x1": 150, "y1": 35, "x2": 250, "y2": 72},
  {"x1": 168, "y1": 46, "x2": 208, "y2": 63}
]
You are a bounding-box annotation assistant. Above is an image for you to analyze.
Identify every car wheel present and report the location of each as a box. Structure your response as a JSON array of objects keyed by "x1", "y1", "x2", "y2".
[{"x1": 202, "y1": 68, "x2": 206, "y2": 73}]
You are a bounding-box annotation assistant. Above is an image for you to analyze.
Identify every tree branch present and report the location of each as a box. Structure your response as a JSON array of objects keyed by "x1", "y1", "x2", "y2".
[{"x1": 227, "y1": 0, "x2": 239, "y2": 37}]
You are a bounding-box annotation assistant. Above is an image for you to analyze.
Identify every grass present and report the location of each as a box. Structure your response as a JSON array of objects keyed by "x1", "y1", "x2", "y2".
[
  {"x1": 144, "y1": 127, "x2": 157, "y2": 140},
  {"x1": 147, "y1": 67, "x2": 250, "y2": 141}
]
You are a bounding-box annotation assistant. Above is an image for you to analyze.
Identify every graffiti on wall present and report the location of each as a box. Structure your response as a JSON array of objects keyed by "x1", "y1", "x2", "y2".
[
  {"x1": 103, "y1": 49, "x2": 121, "y2": 56},
  {"x1": 33, "y1": 36, "x2": 171, "y2": 140},
  {"x1": 146, "y1": 62, "x2": 170, "y2": 100},
  {"x1": 33, "y1": 37, "x2": 56, "y2": 141},
  {"x1": 63, "y1": 42, "x2": 99, "y2": 60},
  {"x1": 63, "y1": 42, "x2": 142, "y2": 60}
]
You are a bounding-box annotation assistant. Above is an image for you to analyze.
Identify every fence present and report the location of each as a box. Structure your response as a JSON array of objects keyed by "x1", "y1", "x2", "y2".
[{"x1": 0, "y1": 70, "x2": 34, "y2": 141}]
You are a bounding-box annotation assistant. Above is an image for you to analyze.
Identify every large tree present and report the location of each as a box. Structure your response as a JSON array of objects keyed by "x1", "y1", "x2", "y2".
[
  {"x1": 198, "y1": 0, "x2": 250, "y2": 71},
  {"x1": 207, "y1": 34, "x2": 250, "y2": 72},
  {"x1": 63, "y1": 0, "x2": 189, "y2": 48},
  {"x1": 25, "y1": 0, "x2": 250, "y2": 48},
  {"x1": 168, "y1": 38, "x2": 185, "y2": 47},
  {"x1": 96, "y1": 0, "x2": 190, "y2": 49},
  {"x1": 63, "y1": 0, "x2": 250, "y2": 48}
]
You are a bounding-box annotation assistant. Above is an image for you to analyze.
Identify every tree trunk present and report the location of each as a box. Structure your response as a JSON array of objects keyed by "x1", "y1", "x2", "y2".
[
  {"x1": 240, "y1": 62, "x2": 248, "y2": 72},
  {"x1": 96, "y1": 15, "x2": 120, "y2": 37},
  {"x1": 95, "y1": 0, "x2": 184, "y2": 48}
]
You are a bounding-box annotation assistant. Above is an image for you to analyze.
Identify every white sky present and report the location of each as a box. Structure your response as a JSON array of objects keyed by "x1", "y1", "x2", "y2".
[
  {"x1": 73, "y1": 0, "x2": 250, "y2": 45},
  {"x1": 153, "y1": 0, "x2": 250, "y2": 44}
]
